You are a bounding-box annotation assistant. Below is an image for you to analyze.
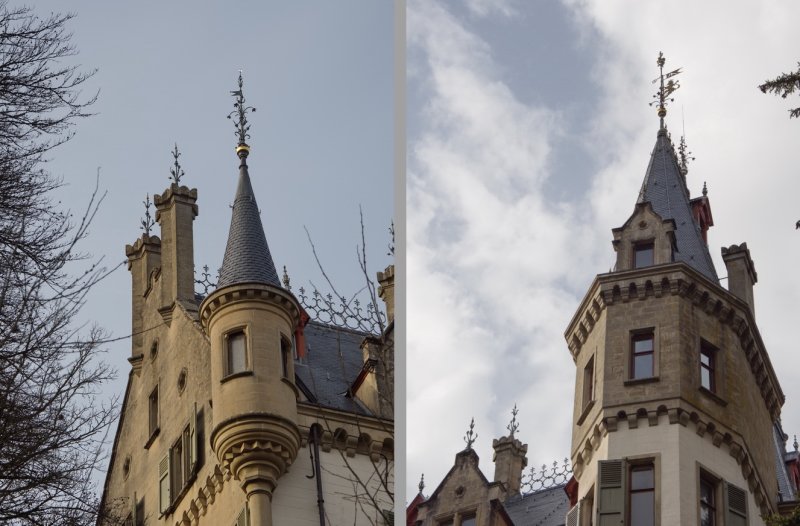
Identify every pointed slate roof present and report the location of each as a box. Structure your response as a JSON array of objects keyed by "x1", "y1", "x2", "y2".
[
  {"x1": 216, "y1": 154, "x2": 281, "y2": 288},
  {"x1": 637, "y1": 128, "x2": 718, "y2": 282}
]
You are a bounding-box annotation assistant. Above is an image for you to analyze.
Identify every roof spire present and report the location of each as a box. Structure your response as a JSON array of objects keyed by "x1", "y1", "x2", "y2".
[
  {"x1": 650, "y1": 52, "x2": 683, "y2": 131},
  {"x1": 216, "y1": 74, "x2": 281, "y2": 289},
  {"x1": 228, "y1": 71, "x2": 256, "y2": 162}
]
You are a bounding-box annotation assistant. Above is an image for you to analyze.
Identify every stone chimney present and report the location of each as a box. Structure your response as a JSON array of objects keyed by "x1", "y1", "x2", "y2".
[
  {"x1": 125, "y1": 234, "x2": 161, "y2": 360},
  {"x1": 377, "y1": 264, "x2": 395, "y2": 323},
  {"x1": 721, "y1": 243, "x2": 757, "y2": 315},
  {"x1": 492, "y1": 434, "x2": 528, "y2": 497},
  {"x1": 154, "y1": 184, "x2": 198, "y2": 321}
]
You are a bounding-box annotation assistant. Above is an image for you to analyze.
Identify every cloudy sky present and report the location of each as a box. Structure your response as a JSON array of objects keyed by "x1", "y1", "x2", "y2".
[
  {"x1": 24, "y1": 0, "x2": 394, "y2": 490},
  {"x1": 406, "y1": 0, "x2": 800, "y2": 502}
]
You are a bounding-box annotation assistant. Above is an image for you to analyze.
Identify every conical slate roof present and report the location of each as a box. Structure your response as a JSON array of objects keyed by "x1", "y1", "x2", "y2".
[
  {"x1": 216, "y1": 156, "x2": 281, "y2": 288},
  {"x1": 637, "y1": 128, "x2": 718, "y2": 282}
]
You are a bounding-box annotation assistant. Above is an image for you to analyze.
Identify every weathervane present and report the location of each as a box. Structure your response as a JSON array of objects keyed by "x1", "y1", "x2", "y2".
[
  {"x1": 507, "y1": 404, "x2": 520, "y2": 437},
  {"x1": 650, "y1": 52, "x2": 683, "y2": 129},
  {"x1": 464, "y1": 418, "x2": 478, "y2": 450},
  {"x1": 140, "y1": 194, "x2": 154, "y2": 236},
  {"x1": 169, "y1": 143, "x2": 184, "y2": 185},
  {"x1": 228, "y1": 71, "x2": 256, "y2": 158}
]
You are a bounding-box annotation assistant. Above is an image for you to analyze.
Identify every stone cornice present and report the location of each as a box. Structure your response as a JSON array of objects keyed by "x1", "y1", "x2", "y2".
[
  {"x1": 198, "y1": 283, "x2": 301, "y2": 331},
  {"x1": 564, "y1": 262, "x2": 784, "y2": 420},
  {"x1": 297, "y1": 402, "x2": 394, "y2": 462},
  {"x1": 571, "y1": 402, "x2": 775, "y2": 517}
]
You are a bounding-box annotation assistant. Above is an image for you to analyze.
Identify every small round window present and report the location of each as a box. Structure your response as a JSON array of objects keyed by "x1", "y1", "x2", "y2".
[
  {"x1": 177, "y1": 368, "x2": 188, "y2": 394},
  {"x1": 122, "y1": 455, "x2": 131, "y2": 480}
]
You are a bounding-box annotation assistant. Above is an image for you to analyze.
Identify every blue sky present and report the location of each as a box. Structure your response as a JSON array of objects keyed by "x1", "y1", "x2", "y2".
[
  {"x1": 25, "y1": 0, "x2": 394, "y2": 494},
  {"x1": 407, "y1": 0, "x2": 800, "y2": 502}
]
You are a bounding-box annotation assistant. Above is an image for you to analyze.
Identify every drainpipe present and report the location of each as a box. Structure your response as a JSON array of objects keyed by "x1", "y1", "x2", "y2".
[{"x1": 309, "y1": 427, "x2": 326, "y2": 526}]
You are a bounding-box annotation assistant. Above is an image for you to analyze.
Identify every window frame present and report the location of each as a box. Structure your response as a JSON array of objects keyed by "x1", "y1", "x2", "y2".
[
  {"x1": 700, "y1": 342, "x2": 716, "y2": 393},
  {"x1": 582, "y1": 355, "x2": 595, "y2": 410},
  {"x1": 627, "y1": 329, "x2": 657, "y2": 382},
  {"x1": 699, "y1": 471, "x2": 719, "y2": 526},
  {"x1": 280, "y1": 334, "x2": 292, "y2": 379},
  {"x1": 628, "y1": 462, "x2": 655, "y2": 526},
  {"x1": 223, "y1": 328, "x2": 251, "y2": 380},
  {"x1": 145, "y1": 384, "x2": 160, "y2": 448},
  {"x1": 159, "y1": 404, "x2": 204, "y2": 516}
]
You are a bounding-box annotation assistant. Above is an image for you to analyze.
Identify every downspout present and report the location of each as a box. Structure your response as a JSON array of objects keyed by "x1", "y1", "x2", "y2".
[{"x1": 309, "y1": 426, "x2": 326, "y2": 526}]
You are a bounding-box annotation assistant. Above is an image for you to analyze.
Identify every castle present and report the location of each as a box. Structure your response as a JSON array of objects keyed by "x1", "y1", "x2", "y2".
[
  {"x1": 407, "y1": 55, "x2": 799, "y2": 526},
  {"x1": 99, "y1": 75, "x2": 394, "y2": 526}
]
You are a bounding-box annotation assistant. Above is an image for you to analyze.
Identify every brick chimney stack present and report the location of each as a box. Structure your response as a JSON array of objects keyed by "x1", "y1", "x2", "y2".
[{"x1": 721, "y1": 243, "x2": 758, "y2": 315}]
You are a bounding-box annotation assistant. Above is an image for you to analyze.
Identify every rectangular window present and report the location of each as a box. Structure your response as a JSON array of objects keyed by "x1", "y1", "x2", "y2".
[
  {"x1": 227, "y1": 331, "x2": 247, "y2": 376},
  {"x1": 149, "y1": 386, "x2": 159, "y2": 435},
  {"x1": 281, "y1": 336, "x2": 291, "y2": 378},
  {"x1": 161, "y1": 405, "x2": 203, "y2": 512},
  {"x1": 634, "y1": 241, "x2": 654, "y2": 268},
  {"x1": 700, "y1": 475, "x2": 717, "y2": 526},
  {"x1": 700, "y1": 342, "x2": 716, "y2": 392},
  {"x1": 582, "y1": 356, "x2": 595, "y2": 409},
  {"x1": 629, "y1": 463, "x2": 655, "y2": 526},
  {"x1": 631, "y1": 332, "x2": 654, "y2": 379},
  {"x1": 461, "y1": 515, "x2": 476, "y2": 526}
]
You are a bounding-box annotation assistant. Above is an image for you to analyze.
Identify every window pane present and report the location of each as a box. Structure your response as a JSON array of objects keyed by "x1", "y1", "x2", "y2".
[
  {"x1": 630, "y1": 491, "x2": 654, "y2": 526},
  {"x1": 634, "y1": 337, "x2": 653, "y2": 354},
  {"x1": 700, "y1": 352, "x2": 711, "y2": 366},
  {"x1": 701, "y1": 367, "x2": 711, "y2": 389},
  {"x1": 631, "y1": 467, "x2": 654, "y2": 490},
  {"x1": 634, "y1": 354, "x2": 653, "y2": 379},
  {"x1": 461, "y1": 517, "x2": 476, "y2": 526},
  {"x1": 228, "y1": 333, "x2": 246, "y2": 374},
  {"x1": 634, "y1": 244, "x2": 654, "y2": 268}
]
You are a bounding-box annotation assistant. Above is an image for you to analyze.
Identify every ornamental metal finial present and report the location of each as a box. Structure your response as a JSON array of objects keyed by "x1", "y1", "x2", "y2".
[
  {"x1": 678, "y1": 135, "x2": 695, "y2": 175},
  {"x1": 464, "y1": 417, "x2": 478, "y2": 450},
  {"x1": 169, "y1": 143, "x2": 185, "y2": 185},
  {"x1": 418, "y1": 474, "x2": 425, "y2": 494},
  {"x1": 140, "y1": 194, "x2": 154, "y2": 236},
  {"x1": 649, "y1": 52, "x2": 683, "y2": 130},
  {"x1": 507, "y1": 404, "x2": 520, "y2": 437},
  {"x1": 282, "y1": 265, "x2": 291, "y2": 291},
  {"x1": 702, "y1": 181, "x2": 708, "y2": 197},
  {"x1": 794, "y1": 435, "x2": 798, "y2": 452},
  {"x1": 228, "y1": 71, "x2": 256, "y2": 159}
]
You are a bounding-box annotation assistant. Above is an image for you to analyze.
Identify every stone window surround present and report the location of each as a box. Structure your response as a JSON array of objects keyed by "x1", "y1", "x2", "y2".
[
  {"x1": 145, "y1": 384, "x2": 160, "y2": 449},
  {"x1": 697, "y1": 463, "x2": 722, "y2": 526},
  {"x1": 626, "y1": 453, "x2": 662, "y2": 526}
]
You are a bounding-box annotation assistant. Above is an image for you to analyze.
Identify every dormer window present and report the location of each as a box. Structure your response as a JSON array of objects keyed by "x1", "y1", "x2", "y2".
[{"x1": 633, "y1": 241, "x2": 654, "y2": 268}]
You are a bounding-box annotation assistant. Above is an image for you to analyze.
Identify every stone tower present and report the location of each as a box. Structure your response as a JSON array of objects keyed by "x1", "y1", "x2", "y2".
[
  {"x1": 199, "y1": 76, "x2": 303, "y2": 526},
  {"x1": 564, "y1": 104, "x2": 785, "y2": 523}
]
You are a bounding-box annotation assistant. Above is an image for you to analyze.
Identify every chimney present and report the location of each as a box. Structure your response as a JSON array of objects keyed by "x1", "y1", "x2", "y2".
[
  {"x1": 125, "y1": 234, "x2": 161, "y2": 358},
  {"x1": 377, "y1": 264, "x2": 395, "y2": 323},
  {"x1": 721, "y1": 243, "x2": 757, "y2": 314},
  {"x1": 154, "y1": 184, "x2": 198, "y2": 321},
  {"x1": 492, "y1": 435, "x2": 528, "y2": 497}
]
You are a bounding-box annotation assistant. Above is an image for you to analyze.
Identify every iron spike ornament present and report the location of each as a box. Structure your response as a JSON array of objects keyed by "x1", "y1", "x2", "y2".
[
  {"x1": 282, "y1": 265, "x2": 291, "y2": 291},
  {"x1": 169, "y1": 143, "x2": 185, "y2": 185},
  {"x1": 649, "y1": 52, "x2": 683, "y2": 129},
  {"x1": 418, "y1": 473, "x2": 425, "y2": 494},
  {"x1": 678, "y1": 135, "x2": 695, "y2": 175},
  {"x1": 464, "y1": 417, "x2": 478, "y2": 450},
  {"x1": 507, "y1": 404, "x2": 520, "y2": 437},
  {"x1": 227, "y1": 71, "x2": 256, "y2": 157},
  {"x1": 140, "y1": 194, "x2": 154, "y2": 236}
]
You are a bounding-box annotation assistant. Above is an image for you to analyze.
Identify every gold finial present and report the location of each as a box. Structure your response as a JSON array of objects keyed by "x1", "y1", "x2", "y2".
[
  {"x1": 650, "y1": 52, "x2": 683, "y2": 129},
  {"x1": 228, "y1": 71, "x2": 256, "y2": 160}
]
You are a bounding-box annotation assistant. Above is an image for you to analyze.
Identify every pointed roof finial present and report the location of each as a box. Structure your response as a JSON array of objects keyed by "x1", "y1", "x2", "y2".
[
  {"x1": 650, "y1": 52, "x2": 683, "y2": 130},
  {"x1": 170, "y1": 143, "x2": 185, "y2": 185},
  {"x1": 418, "y1": 473, "x2": 425, "y2": 494},
  {"x1": 794, "y1": 435, "x2": 798, "y2": 452},
  {"x1": 140, "y1": 194, "x2": 154, "y2": 236},
  {"x1": 228, "y1": 71, "x2": 256, "y2": 160},
  {"x1": 464, "y1": 417, "x2": 478, "y2": 450},
  {"x1": 282, "y1": 265, "x2": 291, "y2": 291},
  {"x1": 702, "y1": 181, "x2": 708, "y2": 197},
  {"x1": 507, "y1": 404, "x2": 520, "y2": 438}
]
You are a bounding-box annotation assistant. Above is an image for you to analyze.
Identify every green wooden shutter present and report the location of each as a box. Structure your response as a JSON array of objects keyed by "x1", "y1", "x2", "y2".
[
  {"x1": 159, "y1": 453, "x2": 170, "y2": 513},
  {"x1": 597, "y1": 459, "x2": 626, "y2": 526},
  {"x1": 724, "y1": 481, "x2": 747, "y2": 526},
  {"x1": 566, "y1": 501, "x2": 581, "y2": 526}
]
